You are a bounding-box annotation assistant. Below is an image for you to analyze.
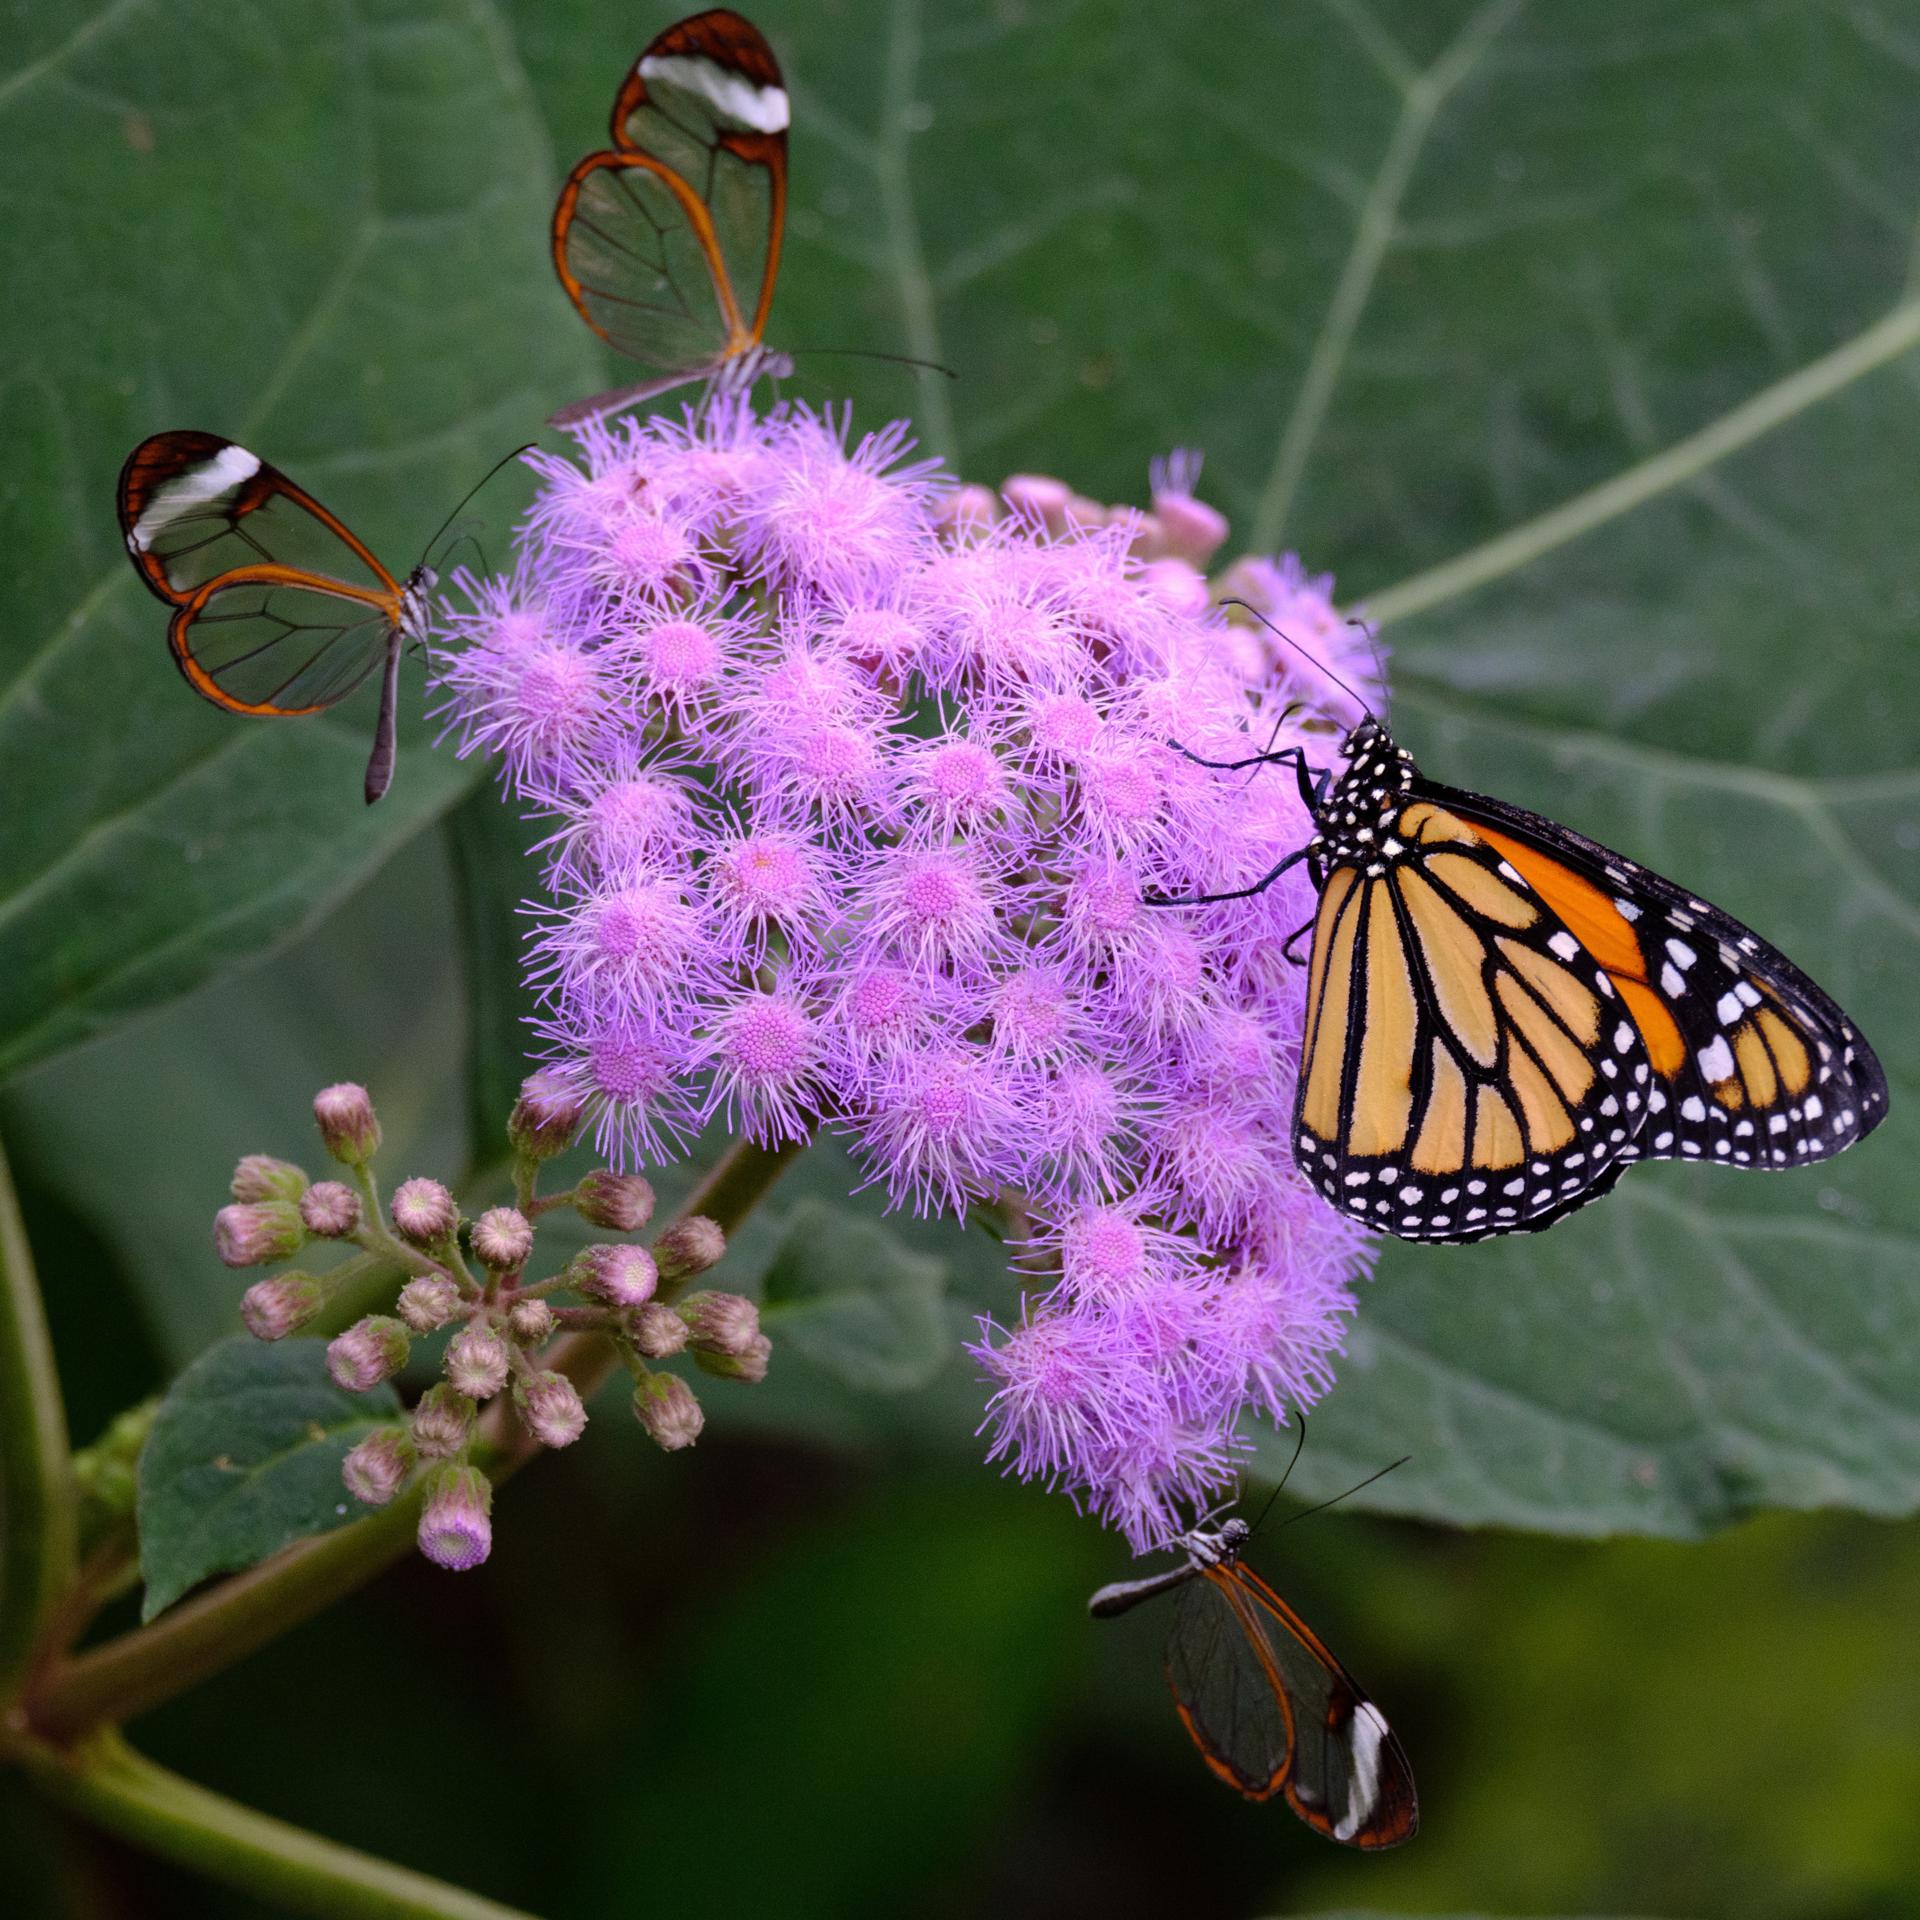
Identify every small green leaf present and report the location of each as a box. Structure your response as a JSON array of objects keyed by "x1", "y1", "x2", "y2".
[
  {"x1": 137, "y1": 1335, "x2": 399, "y2": 1620},
  {"x1": 761, "y1": 1199, "x2": 951, "y2": 1393}
]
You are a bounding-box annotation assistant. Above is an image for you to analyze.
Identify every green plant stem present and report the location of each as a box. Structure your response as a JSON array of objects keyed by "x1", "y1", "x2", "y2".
[
  {"x1": 0, "y1": 1129, "x2": 76, "y2": 1704},
  {"x1": 29, "y1": 1482, "x2": 426, "y2": 1742},
  {"x1": 18, "y1": 1728, "x2": 539, "y2": 1920},
  {"x1": 28, "y1": 1135, "x2": 804, "y2": 1742}
]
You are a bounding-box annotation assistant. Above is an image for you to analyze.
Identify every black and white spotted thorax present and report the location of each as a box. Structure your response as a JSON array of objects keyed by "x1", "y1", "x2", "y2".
[
  {"x1": 1181, "y1": 1516, "x2": 1251, "y2": 1568},
  {"x1": 1308, "y1": 719, "x2": 1416, "y2": 875},
  {"x1": 399, "y1": 566, "x2": 438, "y2": 644}
]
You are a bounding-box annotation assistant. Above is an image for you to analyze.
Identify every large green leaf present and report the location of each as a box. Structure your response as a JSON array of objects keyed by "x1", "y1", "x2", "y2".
[
  {"x1": 137, "y1": 1333, "x2": 401, "y2": 1618},
  {"x1": 760, "y1": 1197, "x2": 951, "y2": 1392},
  {"x1": 0, "y1": 0, "x2": 597, "y2": 1081},
  {"x1": 11, "y1": 0, "x2": 1919, "y2": 1538}
]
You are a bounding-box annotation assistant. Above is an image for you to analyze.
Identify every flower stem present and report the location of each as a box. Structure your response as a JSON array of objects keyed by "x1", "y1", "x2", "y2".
[
  {"x1": 27, "y1": 1136, "x2": 803, "y2": 1741},
  {"x1": 17, "y1": 1728, "x2": 538, "y2": 1920},
  {"x1": 0, "y1": 1129, "x2": 76, "y2": 1704},
  {"x1": 29, "y1": 1482, "x2": 426, "y2": 1742}
]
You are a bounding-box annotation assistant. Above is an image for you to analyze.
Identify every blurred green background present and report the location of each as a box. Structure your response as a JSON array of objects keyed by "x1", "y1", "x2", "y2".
[{"x1": 2, "y1": 0, "x2": 1917, "y2": 1914}]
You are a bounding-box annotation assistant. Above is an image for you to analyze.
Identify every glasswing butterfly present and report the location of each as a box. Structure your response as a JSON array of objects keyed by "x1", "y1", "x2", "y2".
[
  {"x1": 117, "y1": 431, "x2": 443, "y2": 805},
  {"x1": 1161, "y1": 612, "x2": 1889, "y2": 1243},
  {"x1": 1090, "y1": 1514, "x2": 1418, "y2": 1848},
  {"x1": 550, "y1": 9, "x2": 793, "y2": 427}
]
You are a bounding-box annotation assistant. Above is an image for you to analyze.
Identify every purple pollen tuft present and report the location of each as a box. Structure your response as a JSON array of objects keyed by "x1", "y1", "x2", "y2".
[{"x1": 430, "y1": 398, "x2": 1378, "y2": 1550}]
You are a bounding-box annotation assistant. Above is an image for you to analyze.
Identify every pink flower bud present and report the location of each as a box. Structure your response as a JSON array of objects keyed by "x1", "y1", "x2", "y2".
[
  {"x1": 1149, "y1": 450, "x2": 1230, "y2": 567},
  {"x1": 574, "y1": 1170, "x2": 656, "y2": 1234},
  {"x1": 1151, "y1": 495, "x2": 1228, "y2": 567},
  {"x1": 390, "y1": 1177, "x2": 457, "y2": 1247},
  {"x1": 313, "y1": 1083, "x2": 381, "y2": 1166},
  {"x1": 936, "y1": 481, "x2": 1000, "y2": 537},
  {"x1": 327, "y1": 1316, "x2": 411, "y2": 1392},
  {"x1": 652, "y1": 1216, "x2": 725, "y2": 1285},
  {"x1": 410, "y1": 1382, "x2": 475, "y2": 1460},
  {"x1": 230, "y1": 1155, "x2": 309, "y2": 1204},
  {"x1": 1138, "y1": 557, "x2": 1209, "y2": 616},
  {"x1": 240, "y1": 1272, "x2": 325, "y2": 1341},
  {"x1": 396, "y1": 1273, "x2": 461, "y2": 1333},
  {"x1": 298, "y1": 1181, "x2": 361, "y2": 1238},
  {"x1": 471, "y1": 1206, "x2": 533, "y2": 1271},
  {"x1": 444, "y1": 1325, "x2": 510, "y2": 1401},
  {"x1": 516, "y1": 1370, "x2": 587, "y2": 1449},
  {"x1": 1000, "y1": 472, "x2": 1073, "y2": 533},
  {"x1": 1120, "y1": 507, "x2": 1165, "y2": 557},
  {"x1": 680, "y1": 1290, "x2": 760, "y2": 1356},
  {"x1": 418, "y1": 1464, "x2": 492, "y2": 1571},
  {"x1": 507, "y1": 1298, "x2": 556, "y2": 1345},
  {"x1": 509, "y1": 1068, "x2": 584, "y2": 1163},
  {"x1": 631, "y1": 1301, "x2": 689, "y2": 1358},
  {"x1": 576, "y1": 1243, "x2": 658, "y2": 1310},
  {"x1": 695, "y1": 1332, "x2": 772, "y2": 1385},
  {"x1": 342, "y1": 1428, "x2": 416, "y2": 1506},
  {"x1": 213, "y1": 1201, "x2": 305, "y2": 1269},
  {"x1": 632, "y1": 1372, "x2": 703, "y2": 1451}
]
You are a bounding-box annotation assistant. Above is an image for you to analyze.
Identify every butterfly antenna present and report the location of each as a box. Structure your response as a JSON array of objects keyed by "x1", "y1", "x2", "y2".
[
  {"x1": 415, "y1": 442, "x2": 534, "y2": 569},
  {"x1": 1275, "y1": 1456, "x2": 1412, "y2": 1532},
  {"x1": 1219, "y1": 597, "x2": 1379, "y2": 724},
  {"x1": 434, "y1": 526, "x2": 490, "y2": 581},
  {"x1": 786, "y1": 345, "x2": 959, "y2": 380},
  {"x1": 1345, "y1": 614, "x2": 1391, "y2": 724},
  {"x1": 1242, "y1": 1417, "x2": 1310, "y2": 1540}
]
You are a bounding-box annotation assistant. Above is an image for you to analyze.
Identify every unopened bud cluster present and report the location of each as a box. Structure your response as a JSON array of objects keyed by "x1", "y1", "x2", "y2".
[{"x1": 216, "y1": 1074, "x2": 757, "y2": 1573}]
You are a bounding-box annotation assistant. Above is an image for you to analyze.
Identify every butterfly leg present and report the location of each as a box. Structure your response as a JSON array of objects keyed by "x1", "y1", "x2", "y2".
[
  {"x1": 1171, "y1": 742, "x2": 1311, "y2": 775},
  {"x1": 1145, "y1": 844, "x2": 1308, "y2": 907},
  {"x1": 1280, "y1": 916, "x2": 1316, "y2": 965}
]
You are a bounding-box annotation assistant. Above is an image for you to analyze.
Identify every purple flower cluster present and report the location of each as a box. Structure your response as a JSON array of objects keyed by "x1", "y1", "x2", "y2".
[{"x1": 434, "y1": 400, "x2": 1383, "y2": 1549}]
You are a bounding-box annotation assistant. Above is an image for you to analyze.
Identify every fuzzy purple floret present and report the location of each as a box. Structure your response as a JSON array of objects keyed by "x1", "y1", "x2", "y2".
[{"x1": 432, "y1": 398, "x2": 1379, "y2": 1549}]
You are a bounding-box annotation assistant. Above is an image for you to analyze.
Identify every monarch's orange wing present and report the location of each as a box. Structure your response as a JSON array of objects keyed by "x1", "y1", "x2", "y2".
[
  {"x1": 551, "y1": 10, "x2": 788, "y2": 392},
  {"x1": 1294, "y1": 799, "x2": 1649, "y2": 1241},
  {"x1": 1429, "y1": 780, "x2": 1889, "y2": 1176},
  {"x1": 1167, "y1": 1562, "x2": 1417, "y2": 1848}
]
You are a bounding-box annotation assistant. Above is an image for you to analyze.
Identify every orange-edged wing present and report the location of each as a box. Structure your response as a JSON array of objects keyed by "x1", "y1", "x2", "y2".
[
  {"x1": 1423, "y1": 780, "x2": 1890, "y2": 1177},
  {"x1": 1293, "y1": 797, "x2": 1651, "y2": 1241},
  {"x1": 551, "y1": 9, "x2": 788, "y2": 420},
  {"x1": 1167, "y1": 1561, "x2": 1417, "y2": 1847},
  {"x1": 116, "y1": 431, "x2": 411, "y2": 802}
]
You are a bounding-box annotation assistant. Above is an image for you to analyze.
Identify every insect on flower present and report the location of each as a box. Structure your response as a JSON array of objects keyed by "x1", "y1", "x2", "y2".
[
  {"x1": 1158, "y1": 608, "x2": 1889, "y2": 1243},
  {"x1": 1090, "y1": 1509, "x2": 1417, "y2": 1848},
  {"x1": 550, "y1": 9, "x2": 793, "y2": 426},
  {"x1": 116, "y1": 432, "x2": 523, "y2": 804}
]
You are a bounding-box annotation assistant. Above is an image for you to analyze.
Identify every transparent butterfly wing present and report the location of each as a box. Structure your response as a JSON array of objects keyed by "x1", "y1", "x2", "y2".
[
  {"x1": 120, "y1": 431, "x2": 396, "y2": 606},
  {"x1": 552, "y1": 9, "x2": 788, "y2": 382},
  {"x1": 1167, "y1": 1565, "x2": 1417, "y2": 1848}
]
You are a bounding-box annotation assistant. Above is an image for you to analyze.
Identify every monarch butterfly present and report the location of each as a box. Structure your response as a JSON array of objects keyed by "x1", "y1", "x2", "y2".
[
  {"x1": 1090, "y1": 1515, "x2": 1417, "y2": 1847},
  {"x1": 1172, "y1": 671, "x2": 1889, "y2": 1243},
  {"x1": 550, "y1": 9, "x2": 792, "y2": 427}
]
